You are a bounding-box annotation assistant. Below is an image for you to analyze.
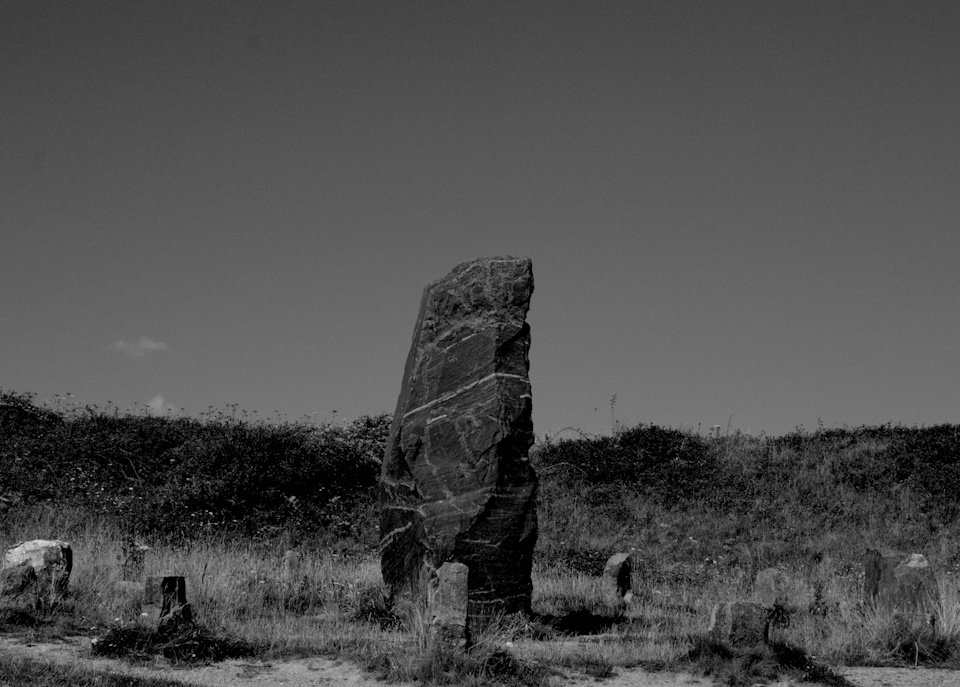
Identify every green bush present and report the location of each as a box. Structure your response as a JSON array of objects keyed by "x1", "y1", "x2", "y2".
[
  {"x1": 0, "y1": 389, "x2": 390, "y2": 541},
  {"x1": 534, "y1": 424, "x2": 713, "y2": 502}
]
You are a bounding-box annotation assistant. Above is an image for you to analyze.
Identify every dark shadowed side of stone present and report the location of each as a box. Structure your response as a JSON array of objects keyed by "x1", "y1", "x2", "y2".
[{"x1": 380, "y1": 256, "x2": 538, "y2": 624}]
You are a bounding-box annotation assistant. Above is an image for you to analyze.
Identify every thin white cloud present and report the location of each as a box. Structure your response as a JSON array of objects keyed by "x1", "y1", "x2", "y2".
[
  {"x1": 111, "y1": 337, "x2": 169, "y2": 358},
  {"x1": 145, "y1": 394, "x2": 176, "y2": 416}
]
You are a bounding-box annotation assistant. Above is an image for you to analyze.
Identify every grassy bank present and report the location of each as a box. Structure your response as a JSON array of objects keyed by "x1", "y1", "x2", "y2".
[{"x1": 3, "y1": 389, "x2": 960, "y2": 684}]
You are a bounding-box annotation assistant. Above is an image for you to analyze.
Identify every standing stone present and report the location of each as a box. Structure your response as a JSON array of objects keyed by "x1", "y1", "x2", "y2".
[
  {"x1": 602, "y1": 552, "x2": 633, "y2": 604},
  {"x1": 2, "y1": 540, "x2": 72, "y2": 603},
  {"x1": 144, "y1": 575, "x2": 193, "y2": 633},
  {"x1": 708, "y1": 601, "x2": 769, "y2": 646},
  {"x1": 752, "y1": 568, "x2": 790, "y2": 609},
  {"x1": 0, "y1": 564, "x2": 38, "y2": 608},
  {"x1": 864, "y1": 548, "x2": 939, "y2": 615},
  {"x1": 380, "y1": 257, "x2": 538, "y2": 625},
  {"x1": 429, "y1": 561, "x2": 470, "y2": 651}
]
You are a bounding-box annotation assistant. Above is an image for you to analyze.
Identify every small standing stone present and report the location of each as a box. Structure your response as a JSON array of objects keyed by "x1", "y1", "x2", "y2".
[
  {"x1": 752, "y1": 568, "x2": 790, "y2": 608},
  {"x1": 2, "y1": 540, "x2": 72, "y2": 603},
  {"x1": 281, "y1": 549, "x2": 302, "y2": 586},
  {"x1": 708, "y1": 601, "x2": 769, "y2": 646},
  {"x1": 864, "y1": 548, "x2": 939, "y2": 615},
  {"x1": 429, "y1": 561, "x2": 470, "y2": 651},
  {"x1": 144, "y1": 575, "x2": 193, "y2": 633},
  {"x1": 602, "y1": 552, "x2": 633, "y2": 604}
]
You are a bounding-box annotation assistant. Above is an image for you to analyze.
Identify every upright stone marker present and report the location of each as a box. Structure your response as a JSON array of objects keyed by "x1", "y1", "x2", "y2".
[
  {"x1": 602, "y1": 552, "x2": 633, "y2": 604},
  {"x1": 380, "y1": 256, "x2": 538, "y2": 624},
  {"x1": 864, "y1": 548, "x2": 939, "y2": 615}
]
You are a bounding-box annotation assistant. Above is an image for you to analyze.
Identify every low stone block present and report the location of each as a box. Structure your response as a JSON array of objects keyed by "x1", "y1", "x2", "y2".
[
  {"x1": 708, "y1": 601, "x2": 769, "y2": 646},
  {"x1": 864, "y1": 548, "x2": 939, "y2": 615},
  {"x1": 429, "y1": 561, "x2": 469, "y2": 651},
  {"x1": 602, "y1": 552, "x2": 633, "y2": 604},
  {"x1": 2, "y1": 540, "x2": 72, "y2": 603}
]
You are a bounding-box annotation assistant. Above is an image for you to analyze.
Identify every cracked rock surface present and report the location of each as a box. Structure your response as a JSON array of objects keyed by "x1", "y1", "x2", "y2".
[{"x1": 380, "y1": 256, "x2": 538, "y2": 623}]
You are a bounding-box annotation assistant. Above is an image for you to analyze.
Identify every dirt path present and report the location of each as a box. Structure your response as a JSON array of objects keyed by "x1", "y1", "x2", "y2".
[
  {"x1": 0, "y1": 634, "x2": 762, "y2": 687},
  {"x1": 3, "y1": 634, "x2": 959, "y2": 686},
  {"x1": 838, "y1": 667, "x2": 960, "y2": 687},
  {"x1": 0, "y1": 635, "x2": 377, "y2": 687}
]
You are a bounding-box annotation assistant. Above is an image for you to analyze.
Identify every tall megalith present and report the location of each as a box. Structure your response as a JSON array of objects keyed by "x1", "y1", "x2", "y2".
[{"x1": 380, "y1": 256, "x2": 538, "y2": 624}]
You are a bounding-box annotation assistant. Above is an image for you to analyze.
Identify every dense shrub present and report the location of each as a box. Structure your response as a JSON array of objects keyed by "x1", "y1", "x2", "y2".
[
  {"x1": 0, "y1": 390, "x2": 390, "y2": 541},
  {"x1": 892, "y1": 424, "x2": 960, "y2": 523},
  {"x1": 534, "y1": 424, "x2": 713, "y2": 502}
]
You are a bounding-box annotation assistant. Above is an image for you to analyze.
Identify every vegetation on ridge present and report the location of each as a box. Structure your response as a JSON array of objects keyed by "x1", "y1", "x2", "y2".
[{"x1": 3, "y1": 387, "x2": 960, "y2": 685}]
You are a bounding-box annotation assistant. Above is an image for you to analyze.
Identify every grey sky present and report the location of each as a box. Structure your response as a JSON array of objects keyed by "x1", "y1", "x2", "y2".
[{"x1": 2, "y1": 1, "x2": 958, "y2": 437}]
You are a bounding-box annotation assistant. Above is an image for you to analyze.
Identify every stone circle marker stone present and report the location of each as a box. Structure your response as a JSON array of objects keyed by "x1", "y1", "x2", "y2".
[
  {"x1": 864, "y1": 548, "x2": 939, "y2": 615},
  {"x1": 144, "y1": 575, "x2": 193, "y2": 633},
  {"x1": 2, "y1": 539, "x2": 72, "y2": 604},
  {"x1": 602, "y1": 552, "x2": 633, "y2": 604},
  {"x1": 429, "y1": 561, "x2": 470, "y2": 651},
  {"x1": 708, "y1": 601, "x2": 769, "y2": 646},
  {"x1": 380, "y1": 256, "x2": 538, "y2": 624},
  {"x1": 752, "y1": 568, "x2": 790, "y2": 609}
]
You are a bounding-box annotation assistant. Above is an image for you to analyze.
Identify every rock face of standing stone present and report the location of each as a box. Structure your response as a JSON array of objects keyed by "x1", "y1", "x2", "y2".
[
  {"x1": 602, "y1": 552, "x2": 633, "y2": 604},
  {"x1": 380, "y1": 257, "x2": 538, "y2": 623}
]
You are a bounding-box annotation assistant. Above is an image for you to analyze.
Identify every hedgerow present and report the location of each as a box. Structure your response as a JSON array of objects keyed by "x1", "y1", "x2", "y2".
[
  {"x1": 0, "y1": 390, "x2": 389, "y2": 541},
  {"x1": 4, "y1": 388, "x2": 960, "y2": 567}
]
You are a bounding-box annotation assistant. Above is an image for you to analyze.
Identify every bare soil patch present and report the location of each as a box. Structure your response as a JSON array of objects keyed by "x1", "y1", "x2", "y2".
[{"x1": 4, "y1": 633, "x2": 959, "y2": 686}]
